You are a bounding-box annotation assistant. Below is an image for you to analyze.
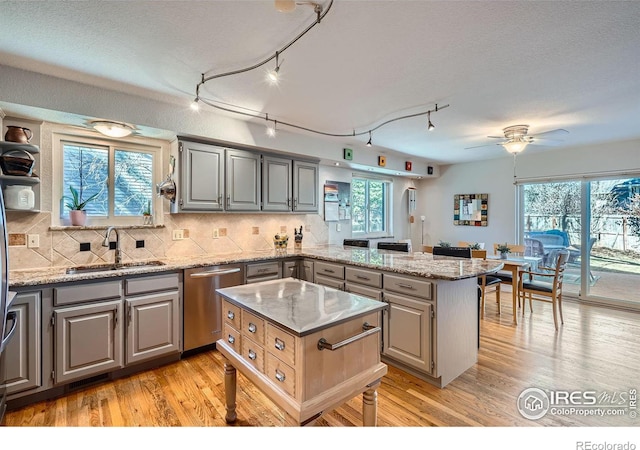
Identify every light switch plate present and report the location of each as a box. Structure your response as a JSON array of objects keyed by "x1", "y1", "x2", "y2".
[
  {"x1": 212, "y1": 228, "x2": 219, "y2": 238},
  {"x1": 172, "y1": 229, "x2": 184, "y2": 240}
]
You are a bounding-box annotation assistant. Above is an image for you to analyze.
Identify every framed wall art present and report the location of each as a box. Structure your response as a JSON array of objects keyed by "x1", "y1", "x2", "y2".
[{"x1": 454, "y1": 193, "x2": 488, "y2": 226}]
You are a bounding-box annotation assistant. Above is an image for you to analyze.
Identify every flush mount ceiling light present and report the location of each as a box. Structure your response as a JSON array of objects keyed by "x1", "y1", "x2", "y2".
[
  {"x1": 90, "y1": 120, "x2": 135, "y2": 138},
  {"x1": 190, "y1": 0, "x2": 450, "y2": 147}
]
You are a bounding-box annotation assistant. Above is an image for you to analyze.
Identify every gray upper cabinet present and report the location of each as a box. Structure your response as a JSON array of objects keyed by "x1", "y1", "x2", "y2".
[
  {"x1": 262, "y1": 155, "x2": 292, "y2": 211},
  {"x1": 225, "y1": 148, "x2": 261, "y2": 211},
  {"x1": 293, "y1": 160, "x2": 318, "y2": 212},
  {"x1": 179, "y1": 140, "x2": 224, "y2": 211}
]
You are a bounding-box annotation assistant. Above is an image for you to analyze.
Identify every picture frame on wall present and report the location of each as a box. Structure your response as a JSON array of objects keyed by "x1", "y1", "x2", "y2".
[{"x1": 453, "y1": 193, "x2": 488, "y2": 226}]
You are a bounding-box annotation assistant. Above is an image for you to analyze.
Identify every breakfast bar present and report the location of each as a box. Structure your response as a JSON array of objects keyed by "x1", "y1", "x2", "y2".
[{"x1": 216, "y1": 278, "x2": 388, "y2": 426}]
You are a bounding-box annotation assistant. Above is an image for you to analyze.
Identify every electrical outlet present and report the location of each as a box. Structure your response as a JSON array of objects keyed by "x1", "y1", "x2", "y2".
[
  {"x1": 27, "y1": 234, "x2": 40, "y2": 248},
  {"x1": 336, "y1": 223, "x2": 341, "y2": 232},
  {"x1": 172, "y1": 229, "x2": 184, "y2": 240},
  {"x1": 212, "y1": 228, "x2": 219, "y2": 238}
]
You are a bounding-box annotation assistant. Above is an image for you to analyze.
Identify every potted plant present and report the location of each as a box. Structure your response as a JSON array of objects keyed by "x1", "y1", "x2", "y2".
[
  {"x1": 496, "y1": 242, "x2": 511, "y2": 259},
  {"x1": 142, "y1": 199, "x2": 153, "y2": 225},
  {"x1": 437, "y1": 240, "x2": 451, "y2": 248},
  {"x1": 63, "y1": 185, "x2": 99, "y2": 226},
  {"x1": 468, "y1": 242, "x2": 482, "y2": 250}
]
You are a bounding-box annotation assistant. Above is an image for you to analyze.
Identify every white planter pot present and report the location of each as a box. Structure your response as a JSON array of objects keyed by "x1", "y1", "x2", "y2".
[{"x1": 69, "y1": 210, "x2": 87, "y2": 226}]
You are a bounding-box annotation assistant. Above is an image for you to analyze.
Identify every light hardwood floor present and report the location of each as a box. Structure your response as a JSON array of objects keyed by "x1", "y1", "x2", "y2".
[{"x1": 5, "y1": 294, "x2": 640, "y2": 427}]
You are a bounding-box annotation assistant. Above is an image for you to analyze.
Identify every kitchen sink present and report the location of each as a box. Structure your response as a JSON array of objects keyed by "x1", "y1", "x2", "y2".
[{"x1": 65, "y1": 260, "x2": 166, "y2": 275}]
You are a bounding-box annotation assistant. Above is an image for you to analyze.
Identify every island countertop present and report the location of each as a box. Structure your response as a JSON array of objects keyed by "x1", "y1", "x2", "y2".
[
  {"x1": 9, "y1": 244, "x2": 503, "y2": 287},
  {"x1": 217, "y1": 278, "x2": 387, "y2": 337}
]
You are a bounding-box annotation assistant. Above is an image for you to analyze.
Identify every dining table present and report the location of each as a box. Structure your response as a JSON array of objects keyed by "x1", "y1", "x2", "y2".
[{"x1": 486, "y1": 255, "x2": 543, "y2": 325}]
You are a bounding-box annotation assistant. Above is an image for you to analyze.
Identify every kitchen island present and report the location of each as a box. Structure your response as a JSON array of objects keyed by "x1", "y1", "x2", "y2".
[{"x1": 216, "y1": 278, "x2": 388, "y2": 426}]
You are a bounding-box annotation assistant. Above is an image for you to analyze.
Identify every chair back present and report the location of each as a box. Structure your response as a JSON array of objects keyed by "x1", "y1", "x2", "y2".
[
  {"x1": 422, "y1": 245, "x2": 433, "y2": 253},
  {"x1": 552, "y1": 249, "x2": 570, "y2": 290},
  {"x1": 344, "y1": 239, "x2": 370, "y2": 248},
  {"x1": 377, "y1": 242, "x2": 410, "y2": 252},
  {"x1": 471, "y1": 249, "x2": 487, "y2": 259},
  {"x1": 493, "y1": 243, "x2": 525, "y2": 256},
  {"x1": 432, "y1": 246, "x2": 471, "y2": 258}
]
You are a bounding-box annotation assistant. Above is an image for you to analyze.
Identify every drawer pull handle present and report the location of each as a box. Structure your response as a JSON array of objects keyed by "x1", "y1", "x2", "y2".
[
  {"x1": 356, "y1": 275, "x2": 370, "y2": 280},
  {"x1": 275, "y1": 370, "x2": 286, "y2": 382},
  {"x1": 228, "y1": 335, "x2": 235, "y2": 344},
  {"x1": 190, "y1": 268, "x2": 241, "y2": 278},
  {"x1": 248, "y1": 323, "x2": 257, "y2": 333},
  {"x1": 323, "y1": 268, "x2": 335, "y2": 273},
  {"x1": 257, "y1": 268, "x2": 271, "y2": 273},
  {"x1": 317, "y1": 322, "x2": 380, "y2": 351},
  {"x1": 248, "y1": 350, "x2": 257, "y2": 360},
  {"x1": 274, "y1": 338, "x2": 285, "y2": 351},
  {"x1": 227, "y1": 311, "x2": 235, "y2": 320},
  {"x1": 397, "y1": 283, "x2": 415, "y2": 290}
]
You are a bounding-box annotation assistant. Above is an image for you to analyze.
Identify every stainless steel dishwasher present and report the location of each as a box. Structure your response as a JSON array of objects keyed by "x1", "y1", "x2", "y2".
[{"x1": 183, "y1": 264, "x2": 245, "y2": 352}]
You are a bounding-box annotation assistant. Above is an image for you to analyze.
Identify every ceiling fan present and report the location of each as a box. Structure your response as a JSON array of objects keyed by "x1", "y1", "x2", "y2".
[{"x1": 466, "y1": 124, "x2": 569, "y2": 154}]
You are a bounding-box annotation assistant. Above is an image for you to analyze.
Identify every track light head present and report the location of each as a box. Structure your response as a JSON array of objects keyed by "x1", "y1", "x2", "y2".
[
  {"x1": 267, "y1": 52, "x2": 282, "y2": 84},
  {"x1": 366, "y1": 131, "x2": 372, "y2": 147},
  {"x1": 190, "y1": 97, "x2": 200, "y2": 111},
  {"x1": 266, "y1": 120, "x2": 277, "y2": 138},
  {"x1": 427, "y1": 111, "x2": 435, "y2": 131}
]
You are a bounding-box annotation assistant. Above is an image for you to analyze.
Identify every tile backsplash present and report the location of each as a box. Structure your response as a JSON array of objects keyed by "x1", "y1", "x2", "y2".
[{"x1": 6, "y1": 211, "x2": 328, "y2": 270}]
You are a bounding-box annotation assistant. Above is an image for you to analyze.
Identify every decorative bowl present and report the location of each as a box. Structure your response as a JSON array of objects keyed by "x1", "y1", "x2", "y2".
[{"x1": 0, "y1": 148, "x2": 35, "y2": 176}]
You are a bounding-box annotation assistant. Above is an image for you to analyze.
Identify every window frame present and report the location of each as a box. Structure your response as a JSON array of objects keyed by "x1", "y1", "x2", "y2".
[
  {"x1": 52, "y1": 128, "x2": 165, "y2": 227},
  {"x1": 351, "y1": 175, "x2": 393, "y2": 238}
]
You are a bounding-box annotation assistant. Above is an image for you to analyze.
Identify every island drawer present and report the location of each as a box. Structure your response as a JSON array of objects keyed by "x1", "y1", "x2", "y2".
[
  {"x1": 266, "y1": 323, "x2": 296, "y2": 367},
  {"x1": 242, "y1": 310, "x2": 265, "y2": 345},
  {"x1": 266, "y1": 353, "x2": 296, "y2": 398},
  {"x1": 223, "y1": 323, "x2": 241, "y2": 353},
  {"x1": 345, "y1": 267, "x2": 382, "y2": 288},
  {"x1": 313, "y1": 274, "x2": 344, "y2": 291},
  {"x1": 223, "y1": 300, "x2": 242, "y2": 330},
  {"x1": 383, "y1": 274, "x2": 432, "y2": 300},
  {"x1": 314, "y1": 261, "x2": 345, "y2": 280},
  {"x1": 241, "y1": 337, "x2": 265, "y2": 374},
  {"x1": 345, "y1": 283, "x2": 383, "y2": 301},
  {"x1": 54, "y1": 280, "x2": 122, "y2": 306}
]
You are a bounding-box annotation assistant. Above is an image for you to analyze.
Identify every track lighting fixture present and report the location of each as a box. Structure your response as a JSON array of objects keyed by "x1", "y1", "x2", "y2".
[
  {"x1": 267, "y1": 52, "x2": 282, "y2": 84},
  {"x1": 190, "y1": 97, "x2": 200, "y2": 111},
  {"x1": 190, "y1": 0, "x2": 451, "y2": 147},
  {"x1": 266, "y1": 119, "x2": 277, "y2": 138}
]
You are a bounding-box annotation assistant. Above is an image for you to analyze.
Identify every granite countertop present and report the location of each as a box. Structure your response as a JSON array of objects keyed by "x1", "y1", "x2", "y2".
[
  {"x1": 8, "y1": 244, "x2": 503, "y2": 288},
  {"x1": 217, "y1": 278, "x2": 387, "y2": 336}
]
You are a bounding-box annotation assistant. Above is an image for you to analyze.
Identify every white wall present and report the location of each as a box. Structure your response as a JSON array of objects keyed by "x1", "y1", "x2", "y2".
[{"x1": 415, "y1": 139, "x2": 640, "y2": 251}]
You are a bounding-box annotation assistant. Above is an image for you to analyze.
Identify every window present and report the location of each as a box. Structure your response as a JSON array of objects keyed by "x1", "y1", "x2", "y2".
[
  {"x1": 351, "y1": 177, "x2": 392, "y2": 236},
  {"x1": 54, "y1": 131, "x2": 162, "y2": 226}
]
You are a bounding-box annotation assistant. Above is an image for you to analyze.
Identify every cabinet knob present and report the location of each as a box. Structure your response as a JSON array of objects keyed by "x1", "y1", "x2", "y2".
[
  {"x1": 248, "y1": 323, "x2": 257, "y2": 333},
  {"x1": 275, "y1": 370, "x2": 286, "y2": 382},
  {"x1": 228, "y1": 335, "x2": 235, "y2": 344},
  {"x1": 248, "y1": 349, "x2": 257, "y2": 360},
  {"x1": 227, "y1": 311, "x2": 235, "y2": 320},
  {"x1": 274, "y1": 338, "x2": 285, "y2": 351}
]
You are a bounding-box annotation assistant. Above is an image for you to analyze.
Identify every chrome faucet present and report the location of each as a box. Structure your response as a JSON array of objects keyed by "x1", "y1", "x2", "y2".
[{"x1": 102, "y1": 227, "x2": 121, "y2": 265}]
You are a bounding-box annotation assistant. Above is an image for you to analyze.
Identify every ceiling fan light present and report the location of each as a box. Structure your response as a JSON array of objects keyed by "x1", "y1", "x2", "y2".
[
  {"x1": 502, "y1": 139, "x2": 529, "y2": 154},
  {"x1": 91, "y1": 120, "x2": 134, "y2": 138},
  {"x1": 275, "y1": 0, "x2": 296, "y2": 12}
]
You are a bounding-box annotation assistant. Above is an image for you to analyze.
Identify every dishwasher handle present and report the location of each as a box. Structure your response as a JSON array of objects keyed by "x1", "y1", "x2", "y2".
[{"x1": 190, "y1": 268, "x2": 242, "y2": 278}]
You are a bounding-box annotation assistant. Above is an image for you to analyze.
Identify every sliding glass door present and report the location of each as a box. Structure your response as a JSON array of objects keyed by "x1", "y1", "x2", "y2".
[{"x1": 521, "y1": 177, "x2": 640, "y2": 308}]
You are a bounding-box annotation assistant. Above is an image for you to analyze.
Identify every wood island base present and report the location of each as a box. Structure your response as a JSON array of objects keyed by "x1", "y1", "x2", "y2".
[{"x1": 218, "y1": 341, "x2": 386, "y2": 426}]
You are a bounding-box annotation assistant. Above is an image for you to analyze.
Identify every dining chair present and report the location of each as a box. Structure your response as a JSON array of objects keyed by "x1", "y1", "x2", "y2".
[
  {"x1": 471, "y1": 249, "x2": 502, "y2": 317},
  {"x1": 492, "y1": 242, "x2": 525, "y2": 281},
  {"x1": 518, "y1": 249, "x2": 570, "y2": 330},
  {"x1": 422, "y1": 245, "x2": 433, "y2": 253}
]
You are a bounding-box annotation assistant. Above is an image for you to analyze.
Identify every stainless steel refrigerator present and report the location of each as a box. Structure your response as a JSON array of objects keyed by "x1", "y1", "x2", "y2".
[{"x1": 0, "y1": 188, "x2": 16, "y2": 425}]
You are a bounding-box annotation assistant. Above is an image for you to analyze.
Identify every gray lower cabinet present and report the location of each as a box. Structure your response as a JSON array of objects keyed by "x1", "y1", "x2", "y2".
[
  {"x1": 292, "y1": 160, "x2": 318, "y2": 212},
  {"x1": 245, "y1": 261, "x2": 282, "y2": 284},
  {"x1": 179, "y1": 140, "x2": 224, "y2": 211},
  {"x1": 313, "y1": 261, "x2": 344, "y2": 290},
  {"x1": 226, "y1": 148, "x2": 261, "y2": 211},
  {"x1": 5, "y1": 291, "x2": 41, "y2": 395},
  {"x1": 382, "y1": 292, "x2": 433, "y2": 374},
  {"x1": 299, "y1": 259, "x2": 314, "y2": 282},
  {"x1": 344, "y1": 266, "x2": 383, "y2": 301},
  {"x1": 53, "y1": 299, "x2": 123, "y2": 384},
  {"x1": 125, "y1": 291, "x2": 180, "y2": 365}
]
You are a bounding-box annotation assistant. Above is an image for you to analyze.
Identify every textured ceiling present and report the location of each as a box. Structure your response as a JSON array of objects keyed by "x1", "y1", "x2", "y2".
[{"x1": 1, "y1": 0, "x2": 639, "y2": 164}]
